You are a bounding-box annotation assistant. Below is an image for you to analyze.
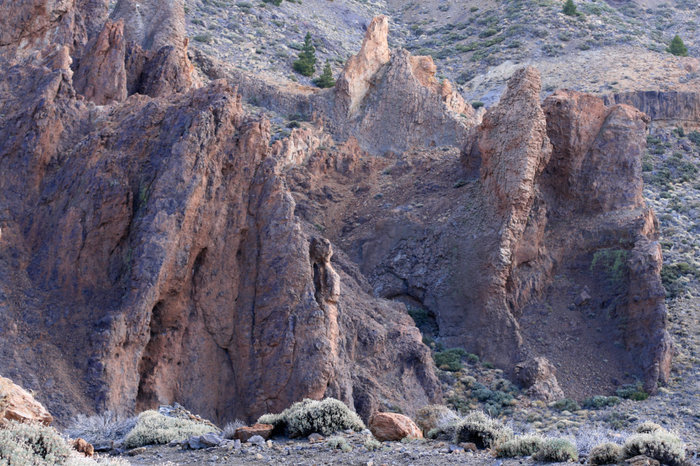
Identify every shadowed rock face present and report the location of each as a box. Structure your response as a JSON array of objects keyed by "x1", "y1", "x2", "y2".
[
  {"x1": 0, "y1": 5, "x2": 671, "y2": 425},
  {"x1": 0, "y1": 5, "x2": 439, "y2": 423}
]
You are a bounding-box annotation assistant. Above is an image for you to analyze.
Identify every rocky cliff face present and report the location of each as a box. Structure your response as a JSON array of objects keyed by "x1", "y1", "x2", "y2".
[
  {"x1": 0, "y1": 4, "x2": 672, "y2": 425},
  {"x1": 605, "y1": 90, "x2": 700, "y2": 129},
  {"x1": 0, "y1": 3, "x2": 439, "y2": 423}
]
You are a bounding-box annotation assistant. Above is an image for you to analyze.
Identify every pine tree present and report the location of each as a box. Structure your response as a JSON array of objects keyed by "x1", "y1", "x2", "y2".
[
  {"x1": 668, "y1": 35, "x2": 688, "y2": 57},
  {"x1": 562, "y1": 0, "x2": 577, "y2": 16},
  {"x1": 313, "y1": 61, "x2": 336, "y2": 88},
  {"x1": 293, "y1": 32, "x2": 317, "y2": 77}
]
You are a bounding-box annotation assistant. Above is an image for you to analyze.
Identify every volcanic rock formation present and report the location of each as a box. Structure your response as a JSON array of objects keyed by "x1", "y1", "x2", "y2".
[
  {"x1": 0, "y1": 2, "x2": 672, "y2": 427},
  {"x1": 0, "y1": 3, "x2": 439, "y2": 423}
]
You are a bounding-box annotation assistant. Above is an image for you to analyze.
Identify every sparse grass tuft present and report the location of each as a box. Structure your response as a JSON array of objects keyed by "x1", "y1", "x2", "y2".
[
  {"x1": 65, "y1": 411, "x2": 137, "y2": 447},
  {"x1": 223, "y1": 419, "x2": 246, "y2": 439},
  {"x1": 364, "y1": 437, "x2": 382, "y2": 451},
  {"x1": 326, "y1": 436, "x2": 352, "y2": 452}
]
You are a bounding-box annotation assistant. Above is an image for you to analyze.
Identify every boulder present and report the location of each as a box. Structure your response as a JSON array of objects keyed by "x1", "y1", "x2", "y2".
[
  {"x1": 0, "y1": 377, "x2": 53, "y2": 425},
  {"x1": 234, "y1": 424, "x2": 274, "y2": 442},
  {"x1": 515, "y1": 357, "x2": 564, "y2": 402},
  {"x1": 369, "y1": 412, "x2": 423, "y2": 441},
  {"x1": 72, "y1": 438, "x2": 95, "y2": 457},
  {"x1": 247, "y1": 435, "x2": 266, "y2": 446},
  {"x1": 199, "y1": 432, "x2": 223, "y2": 447}
]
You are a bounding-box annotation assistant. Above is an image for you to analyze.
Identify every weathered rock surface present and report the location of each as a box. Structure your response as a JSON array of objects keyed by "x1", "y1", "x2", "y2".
[
  {"x1": 233, "y1": 424, "x2": 274, "y2": 442},
  {"x1": 0, "y1": 0, "x2": 672, "y2": 427},
  {"x1": 334, "y1": 15, "x2": 391, "y2": 118},
  {"x1": 0, "y1": 1, "x2": 439, "y2": 424},
  {"x1": 73, "y1": 19, "x2": 128, "y2": 105},
  {"x1": 0, "y1": 377, "x2": 53, "y2": 425},
  {"x1": 515, "y1": 357, "x2": 564, "y2": 402},
  {"x1": 605, "y1": 90, "x2": 700, "y2": 129},
  {"x1": 369, "y1": 412, "x2": 423, "y2": 441}
]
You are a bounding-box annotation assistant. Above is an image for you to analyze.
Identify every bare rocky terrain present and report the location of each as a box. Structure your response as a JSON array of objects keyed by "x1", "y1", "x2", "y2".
[{"x1": 0, "y1": 0, "x2": 698, "y2": 465}]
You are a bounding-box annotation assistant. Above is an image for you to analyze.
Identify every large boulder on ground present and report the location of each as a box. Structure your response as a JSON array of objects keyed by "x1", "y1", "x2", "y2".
[
  {"x1": 369, "y1": 412, "x2": 423, "y2": 441},
  {"x1": 515, "y1": 357, "x2": 564, "y2": 402},
  {"x1": 0, "y1": 377, "x2": 53, "y2": 425}
]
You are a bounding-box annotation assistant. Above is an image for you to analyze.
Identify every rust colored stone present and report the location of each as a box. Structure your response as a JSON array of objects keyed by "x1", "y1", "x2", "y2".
[
  {"x1": 369, "y1": 412, "x2": 423, "y2": 441},
  {"x1": 233, "y1": 424, "x2": 274, "y2": 442}
]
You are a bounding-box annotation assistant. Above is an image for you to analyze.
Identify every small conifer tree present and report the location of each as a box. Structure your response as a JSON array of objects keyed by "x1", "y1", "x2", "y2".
[
  {"x1": 563, "y1": 0, "x2": 577, "y2": 16},
  {"x1": 293, "y1": 32, "x2": 316, "y2": 77},
  {"x1": 668, "y1": 35, "x2": 688, "y2": 57},
  {"x1": 313, "y1": 61, "x2": 336, "y2": 88}
]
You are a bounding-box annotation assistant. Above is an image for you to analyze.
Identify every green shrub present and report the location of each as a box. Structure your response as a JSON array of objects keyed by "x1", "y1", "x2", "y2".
[
  {"x1": 636, "y1": 421, "x2": 663, "y2": 434},
  {"x1": 326, "y1": 436, "x2": 352, "y2": 452},
  {"x1": 313, "y1": 61, "x2": 335, "y2": 88},
  {"x1": 0, "y1": 421, "x2": 72, "y2": 465},
  {"x1": 689, "y1": 131, "x2": 700, "y2": 146},
  {"x1": 495, "y1": 435, "x2": 544, "y2": 457},
  {"x1": 121, "y1": 410, "x2": 218, "y2": 449},
  {"x1": 257, "y1": 398, "x2": 364, "y2": 438},
  {"x1": 433, "y1": 348, "x2": 467, "y2": 372},
  {"x1": 588, "y1": 442, "x2": 623, "y2": 464},
  {"x1": 533, "y1": 438, "x2": 578, "y2": 462},
  {"x1": 563, "y1": 0, "x2": 577, "y2": 16},
  {"x1": 293, "y1": 32, "x2": 316, "y2": 76},
  {"x1": 453, "y1": 411, "x2": 513, "y2": 449},
  {"x1": 471, "y1": 383, "x2": 515, "y2": 417},
  {"x1": 415, "y1": 405, "x2": 459, "y2": 434},
  {"x1": 616, "y1": 383, "x2": 649, "y2": 401},
  {"x1": 552, "y1": 398, "x2": 581, "y2": 412},
  {"x1": 582, "y1": 396, "x2": 621, "y2": 410},
  {"x1": 623, "y1": 431, "x2": 686, "y2": 466},
  {"x1": 667, "y1": 35, "x2": 688, "y2": 57},
  {"x1": 471, "y1": 101, "x2": 484, "y2": 109},
  {"x1": 193, "y1": 33, "x2": 213, "y2": 44},
  {"x1": 364, "y1": 438, "x2": 381, "y2": 451}
]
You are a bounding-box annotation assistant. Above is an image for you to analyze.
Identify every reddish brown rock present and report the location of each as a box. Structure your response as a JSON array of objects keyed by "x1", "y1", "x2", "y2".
[
  {"x1": 369, "y1": 412, "x2": 423, "y2": 441},
  {"x1": 73, "y1": 19, "x2": 127, "y2": 105},
  {"x1": 233, "y1": 424, "x2": 274, "y2": 442},
  {"x1": 515, "y1": 357, "x2": 564, "y2": 402},
  {"x1": 72, "y1": 438, "x2": 95, "y2": 457},
  {"x1": 329, "y1": 16, "x2": 476, "y2": 154},
  {"x1": 0, "y1": 377, "x2": 53, "y2": 425},
  {"x1": 335, "y1": 15, "x2": 391, "y2": 118}
]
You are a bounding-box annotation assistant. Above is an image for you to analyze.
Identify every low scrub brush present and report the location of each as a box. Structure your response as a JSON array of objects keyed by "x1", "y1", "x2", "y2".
[
  {"x1": 453, "y1": 411, "x2": 513, "y2": 449},
  {"x1": 495, "y1": 435, "x2": 544, "y2": 457},
  {"x1": 588, "y1": 442, "x2": 623, "y2": 464},
  {"x1": 0, "y1": 420, "x2": 72, "y2": 465},
  {"x1": 532, "y1": 438, "x2": 578, "y2": 462},
  {"x1": 257, "y1": 398, "x2": 364, "y2": 438},
  {"x1": 623, "y1": 431, "x2": 686, "y2": 466},
  {"x1": 122, "y1": 410, "x2": 219, "y2": 449}
]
